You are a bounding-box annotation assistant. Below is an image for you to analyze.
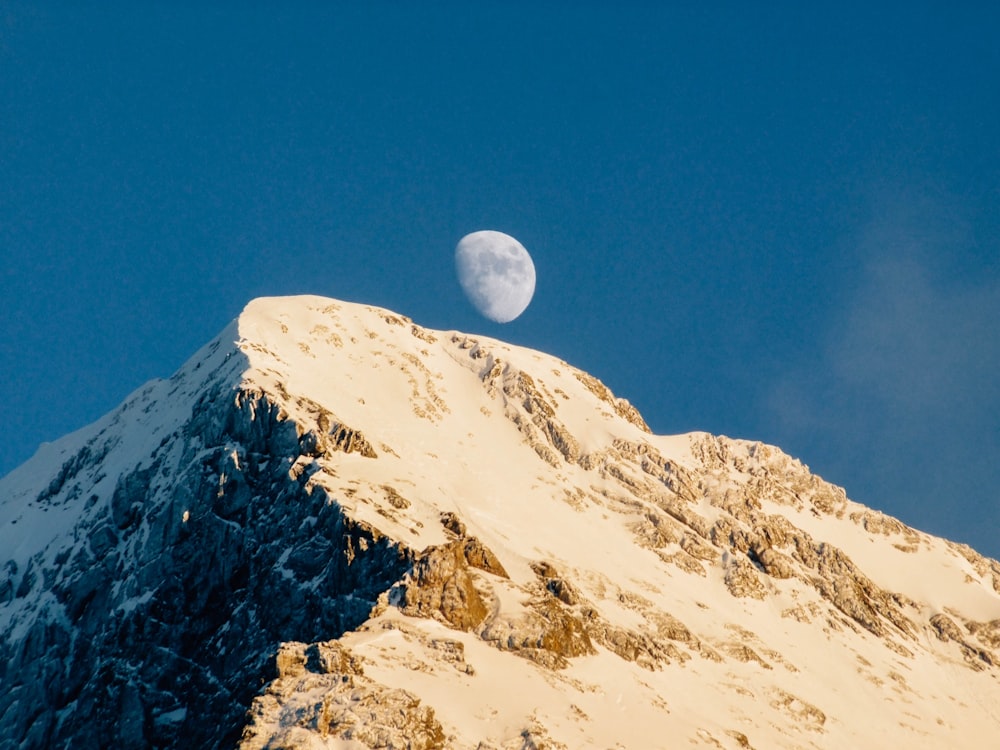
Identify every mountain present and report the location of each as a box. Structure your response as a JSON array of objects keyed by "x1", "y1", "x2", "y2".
[{"x1": 2, "y1": 295, "x2": 999, "y2": 749}]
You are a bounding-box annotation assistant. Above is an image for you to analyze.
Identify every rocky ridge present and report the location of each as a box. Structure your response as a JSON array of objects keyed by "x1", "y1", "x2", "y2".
[{"x1": 2, "y1": 295, "x2": 999, "y2": 749}]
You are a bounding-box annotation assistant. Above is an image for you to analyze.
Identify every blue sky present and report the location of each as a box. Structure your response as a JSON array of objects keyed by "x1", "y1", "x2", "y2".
[{"x1": 2, "y1": 3, "x2": 998, "y2": 558}]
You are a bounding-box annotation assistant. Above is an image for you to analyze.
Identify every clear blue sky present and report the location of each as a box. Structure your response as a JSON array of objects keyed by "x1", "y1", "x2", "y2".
[{"x1": 2, "y1": 3, "x2": 998, "y2": 558}]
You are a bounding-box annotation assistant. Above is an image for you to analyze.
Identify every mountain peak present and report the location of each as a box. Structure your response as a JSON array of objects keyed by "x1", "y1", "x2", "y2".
[{"x1": 2, "y1": 295, "x2": 998, "y2": 749}]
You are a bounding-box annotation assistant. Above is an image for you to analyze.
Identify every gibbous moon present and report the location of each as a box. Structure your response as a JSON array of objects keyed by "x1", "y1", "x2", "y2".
[{"x1": 455, "y1": 230, "x2": 536, "y2": 323}]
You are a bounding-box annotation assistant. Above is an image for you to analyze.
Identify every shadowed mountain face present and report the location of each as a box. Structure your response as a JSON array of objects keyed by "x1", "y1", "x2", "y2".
[
  {"x1": 1, "y1": 366, "x2": 411, "y2": 748},
  {"x1": 2, "y1": 295, "x2": 999, "y2": 749}
]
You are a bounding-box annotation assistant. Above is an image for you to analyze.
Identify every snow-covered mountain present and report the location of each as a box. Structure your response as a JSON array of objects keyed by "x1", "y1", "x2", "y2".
[{"x1": 2, "y1": 295, "x2": 999, "y2": 749}]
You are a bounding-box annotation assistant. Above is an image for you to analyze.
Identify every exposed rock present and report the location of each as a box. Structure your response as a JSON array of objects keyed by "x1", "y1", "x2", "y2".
[
  {"x1": 723, "y1": 554, "x2": 768, "y2": 600},
  {"x1": 930, "y1": 613, "x2": 996, "y2": 669},
  {"x1": 612, "y1": 438, "x2": 699, "y2": 502},
  {"x1": 394, "y1": 541, "x2": 491, "y2": 631},
  {"x1": 481, "y1": 595, "x2": 595, "y2": 669},
  {"x1": 811, "y1": 544, "x2": 915, "y2": 638},
  {"x1": 0, "y1": 384, "x2": 411, "y2": 749},
  {"x1": 462, "y1": 537, "x2": 510, "y2": 579},
  {"x1": 390, "y1": 532, "x2": 508, "y2": 631},
  {"x1": 573, "y1": 370, "x2": 651, "y2": 432},
  {"x1": 483, "y1": 360, "x2": 583, "y2": 466},
  {"x1": 531, "y1": 561, "x2": 581, "y2": 605},
  {"x1": 583, "y1": 611, "x2": 687, "y2": 670},
  {"x1": 382, "y1": 484, "x2": 411, "y2": 509},
  {"x1": 966, "y1": 618, "x2": 1000, "y2": 650},
  {"x1": 718, "y1": 641, "x2": 772, "y2": 669},
  {"x1": 752, "y1": 546, "x2": 796, "y2": 580},
  {"x1": 327, "y1": 421, "x2": 378, "y2": 458},
  {"x1": 930, "y1": 612, "x2": 965, "y2": 643},
  {"x1": 439, "y1": 511, "x2": 467, "y2": 537},
  {"x1": 681, "y1": 532, "x2": 719, "y2": 563},
  {"x1": 241, "y1": 641, "x2": 445, "y2": 750},
  {"x1": 768, "y1": 687, "x2": 826, "y2": 731}
]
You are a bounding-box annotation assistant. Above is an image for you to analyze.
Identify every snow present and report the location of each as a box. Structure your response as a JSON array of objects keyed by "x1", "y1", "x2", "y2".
[
  {"x1": 3, "y1": 293, "x2": 999, "y2": 748},
  {"x1": 227, "y1": 296, "x2": 1000, "y2": 747},
  {"x1": 154, "y1": 707, "x2": 188, "y2": 725},
  {"x1": 117, "y1": 590, "x2": 155, "y2": 616},
  {"x1": 0, "y1": 320, "x2": 243, "y2": 632}
]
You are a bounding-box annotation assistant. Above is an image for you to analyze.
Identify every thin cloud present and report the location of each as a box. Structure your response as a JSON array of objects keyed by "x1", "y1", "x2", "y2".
[
  {"x1": 833, "y1": 256, "x2": 999, "y2": 427},
  {"x1": 764, "y1": 195, "x2": 1000, "y2": 555}
]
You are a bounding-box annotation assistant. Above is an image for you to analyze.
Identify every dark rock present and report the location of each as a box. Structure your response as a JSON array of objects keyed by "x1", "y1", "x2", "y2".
[
  {"x1": 440, "y1": 511, "x2": 467, "y2": 537},
  {"x1": 298, "y1": 429, "x2": 324, "y2": 457},
  {"x1": 111, "y1": 466, "x2": 152, "y2": 530},
  {"x1": 0, "y1": 386, "x2": 411, "y2": 750},
  {"x1": 87, "y1": 523, "x2": 118, "y2": 558}
]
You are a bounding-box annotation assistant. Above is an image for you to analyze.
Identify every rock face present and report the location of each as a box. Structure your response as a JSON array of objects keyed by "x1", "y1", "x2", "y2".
[
  {"x1": 0, "y1": 378, "x2": 410, "y2": 748},
  {"x1": 240, "y1": 639, "x2": 447, "y2": 750},
  {"x1": 1, "y1": 294, "x2": 999, "y2": 749}
]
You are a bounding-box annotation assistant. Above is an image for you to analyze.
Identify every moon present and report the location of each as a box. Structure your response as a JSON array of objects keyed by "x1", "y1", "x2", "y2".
[{"x1": 455, "y1": 230, "x2": 536, "y2": 323}]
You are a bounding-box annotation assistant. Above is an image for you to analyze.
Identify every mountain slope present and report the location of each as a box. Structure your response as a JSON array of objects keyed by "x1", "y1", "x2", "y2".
[{"x1": 2, "y1": 295, "x2": 999, "y2": 749}]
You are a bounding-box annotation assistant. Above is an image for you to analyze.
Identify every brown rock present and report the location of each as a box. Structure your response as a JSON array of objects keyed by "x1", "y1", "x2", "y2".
[
  {"x1": 397, "y1": 542, "x2": 490, "y2": 631},
  {"x1": 462, "y1": 537, "x2": 509, "y2": 579},
  {"x1": 439, "y1": 511, "x2": 467, "y2": 537},
  {"x1": 724, "y1": 555, "x2": 768, "y2": 600}
]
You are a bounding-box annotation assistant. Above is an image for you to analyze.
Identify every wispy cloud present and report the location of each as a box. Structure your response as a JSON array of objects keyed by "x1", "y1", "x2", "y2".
[{"x1": 764, "y1": 193, "x2": 1000, "y2": 556}]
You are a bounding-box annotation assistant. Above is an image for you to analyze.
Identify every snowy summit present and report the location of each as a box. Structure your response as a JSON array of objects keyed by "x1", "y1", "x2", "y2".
[{"x1": 1, "y1": 295, "x2": 999, "y2": 749}]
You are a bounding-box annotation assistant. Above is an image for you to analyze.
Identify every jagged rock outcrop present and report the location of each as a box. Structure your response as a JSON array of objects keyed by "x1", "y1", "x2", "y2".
[
  {"x1": 0, "y1": 376, "x2": 410, "y2": 749},
  {"x1": 241, "y1": 639, "x2": 446, "y2": 750},
  {"x1": 393, "y1": 540, "x2": 492, "y2": 631}
]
